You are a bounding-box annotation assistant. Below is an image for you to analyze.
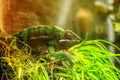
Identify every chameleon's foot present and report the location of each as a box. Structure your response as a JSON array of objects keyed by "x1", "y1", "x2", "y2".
[{"x1": 50, "y1": 51, "x2": 74, "y2": 67}]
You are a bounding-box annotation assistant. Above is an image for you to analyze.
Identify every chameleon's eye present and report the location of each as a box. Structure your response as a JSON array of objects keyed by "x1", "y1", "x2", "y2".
[
  {"x1": 65, "y1": 30, "x2": 73, "y2": 39},
  {"x1": 65, "y1": 30, "x2": 81, "y2": 40}
]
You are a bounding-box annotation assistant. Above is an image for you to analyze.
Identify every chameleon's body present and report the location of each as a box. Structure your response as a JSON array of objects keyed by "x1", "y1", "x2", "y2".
[
  {"x1": 14, "y1": 25, "x2": 80, "y2": 66},
  {"x1": 15, "y1": 25, "x2": 80, "y2": 53}
]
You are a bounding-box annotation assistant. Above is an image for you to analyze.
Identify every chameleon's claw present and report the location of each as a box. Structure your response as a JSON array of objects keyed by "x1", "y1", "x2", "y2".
[{"x1": 50, "y1": 51, "x2": 74, "y2": 67}]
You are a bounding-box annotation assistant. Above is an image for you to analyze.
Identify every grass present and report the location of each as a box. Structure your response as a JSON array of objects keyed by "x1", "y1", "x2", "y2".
[
  {"x1": 69, "y1": 40, "x2": 120, "y2": 80},
  {"x1": 0, "y1": 34, "x2": 120, "y2": 80}
]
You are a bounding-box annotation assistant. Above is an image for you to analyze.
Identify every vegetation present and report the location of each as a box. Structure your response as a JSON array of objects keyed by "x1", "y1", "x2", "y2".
[{"x1": 0, "y1": 34, "x2": 120, "y2": 80}]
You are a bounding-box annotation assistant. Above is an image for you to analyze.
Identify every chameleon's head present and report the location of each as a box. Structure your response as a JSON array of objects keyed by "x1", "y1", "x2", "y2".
[
  {"x1": 64, "y1": 30, "x2": 81, "y2": 41},
  {"x1": 59, "y1": 30, "x2": 81, "y2": 48}
]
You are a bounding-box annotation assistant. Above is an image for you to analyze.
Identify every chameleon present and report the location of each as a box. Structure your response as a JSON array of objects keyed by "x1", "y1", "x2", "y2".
[{"x1": 14, "y1": 25, "x2": 81, "y2": 66}]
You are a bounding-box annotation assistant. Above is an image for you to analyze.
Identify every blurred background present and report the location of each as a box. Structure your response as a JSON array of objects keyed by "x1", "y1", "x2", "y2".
[
  {"x1": 1, "y1": 1, "x2": 120, "y2": 79},
  {"x1": 0, "y1": 0, "x2": 120, "y2": 53}
]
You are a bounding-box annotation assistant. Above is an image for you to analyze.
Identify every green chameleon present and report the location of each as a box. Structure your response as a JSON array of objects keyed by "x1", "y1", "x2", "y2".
[{"x1": 14, "y1": 25, "x2": 81, "y2": 67}]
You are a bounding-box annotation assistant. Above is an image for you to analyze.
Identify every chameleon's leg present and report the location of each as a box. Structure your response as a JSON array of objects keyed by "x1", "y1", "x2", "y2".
[
  {"x1": 48, "y1": 41, "x2": 57, "y2": 60},
  {"x1": 48, "y1": 41, "x2": 74, "y2": 67},
  {"x1": 48, "y1": 45, "x2": 56, "y2": 60}
]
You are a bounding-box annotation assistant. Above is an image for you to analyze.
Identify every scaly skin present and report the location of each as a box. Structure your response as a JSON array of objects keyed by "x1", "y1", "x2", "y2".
[{"x1": 14, "y1": 25, "x2": 81, "y2": 66}]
